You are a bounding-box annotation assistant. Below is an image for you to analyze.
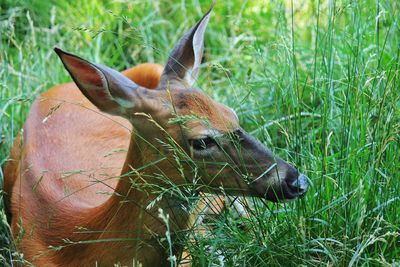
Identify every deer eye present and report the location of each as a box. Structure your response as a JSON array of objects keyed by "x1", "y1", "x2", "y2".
[{"x1": 189, "y1": 137, "x2": 217, "y2": 150}]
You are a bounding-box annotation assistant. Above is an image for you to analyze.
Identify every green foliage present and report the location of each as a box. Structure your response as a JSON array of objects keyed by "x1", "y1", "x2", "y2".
[{"x1": 1, "y1": 0, "x2": 399, "y2": 266}]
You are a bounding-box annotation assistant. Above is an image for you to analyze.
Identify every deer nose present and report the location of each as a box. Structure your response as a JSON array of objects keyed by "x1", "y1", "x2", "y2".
[{"x1": 287, "y1": 174, "x2": 309, "y2": 195}]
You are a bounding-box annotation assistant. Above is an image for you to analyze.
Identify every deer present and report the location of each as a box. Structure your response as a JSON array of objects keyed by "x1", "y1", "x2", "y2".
[{"x1": 3, "y1": 7, "x2": 308, "y2": 267}]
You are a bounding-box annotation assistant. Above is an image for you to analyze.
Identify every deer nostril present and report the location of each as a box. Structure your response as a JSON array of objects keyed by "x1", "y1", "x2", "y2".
[{"x1": 287, "y1": 174, "x2": 309, "y2": 194}]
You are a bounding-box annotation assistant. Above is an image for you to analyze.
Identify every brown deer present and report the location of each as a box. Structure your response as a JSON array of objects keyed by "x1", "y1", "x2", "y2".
[{"x1": 3, "y1": 8, "x2": 308, "y2": 267}]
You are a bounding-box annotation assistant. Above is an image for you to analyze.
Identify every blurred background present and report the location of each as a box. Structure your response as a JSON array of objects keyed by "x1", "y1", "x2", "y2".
[{"x1": 0, "y1": 0, "x2": 399, "y2": 266}]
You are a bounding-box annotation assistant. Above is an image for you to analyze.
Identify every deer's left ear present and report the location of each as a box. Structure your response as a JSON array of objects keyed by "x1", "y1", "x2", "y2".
[{"x1": 159, "y1": 7, "x2": 212, "y2": 89}]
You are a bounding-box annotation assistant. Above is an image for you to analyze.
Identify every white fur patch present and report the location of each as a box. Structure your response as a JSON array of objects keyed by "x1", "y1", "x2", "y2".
[{"x1": 229, "y1": 107, "x2": 239, "y2": 121}]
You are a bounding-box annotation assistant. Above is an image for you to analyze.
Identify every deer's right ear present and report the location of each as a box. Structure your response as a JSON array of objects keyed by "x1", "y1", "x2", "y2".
[
  {"x1": 159, "y1": 7, "x2": 212, "y2": 89},
  {"x1": 54, "y1": 48, "x2": 143, "y2": 116}
]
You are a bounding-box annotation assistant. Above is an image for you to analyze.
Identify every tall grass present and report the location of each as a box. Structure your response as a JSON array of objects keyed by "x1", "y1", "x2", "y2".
[{"x1": 1, "y1": 0, "x2": 399, "y2": 266}]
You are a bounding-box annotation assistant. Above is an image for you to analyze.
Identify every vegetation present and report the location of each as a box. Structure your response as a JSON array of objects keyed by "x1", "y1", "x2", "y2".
[{"x1": 1, "y1": 0, "x2": 399, "y2": 266}]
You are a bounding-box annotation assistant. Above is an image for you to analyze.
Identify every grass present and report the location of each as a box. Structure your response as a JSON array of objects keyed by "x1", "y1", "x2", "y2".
[{"x1": 1, "y1": 0, "x2": 399, "y2": 266}]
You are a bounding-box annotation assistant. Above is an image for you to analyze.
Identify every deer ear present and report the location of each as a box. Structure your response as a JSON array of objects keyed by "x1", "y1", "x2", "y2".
[
  {"x1": 159, "y1": 7, "x2": 212, "y2": 89},
  {"x1": 54, "y1": 48, "x2": 142, "y2": 116}
]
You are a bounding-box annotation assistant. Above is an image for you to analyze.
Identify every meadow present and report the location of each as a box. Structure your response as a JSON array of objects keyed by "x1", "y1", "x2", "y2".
[{"x1": 0, "y1": 0, "x2": 399, "y2": 266}]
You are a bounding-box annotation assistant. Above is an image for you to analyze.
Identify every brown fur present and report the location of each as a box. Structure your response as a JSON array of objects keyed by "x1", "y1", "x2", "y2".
[
  {"x1": 5, "y1": 64, "x2": 164, "y2": 266},
  {"x1": 171, "y1": 90, "x2": 239, "y2": 132},
  {"x1": 122, "y1": 63, "x2": 163, "y2": 89}
]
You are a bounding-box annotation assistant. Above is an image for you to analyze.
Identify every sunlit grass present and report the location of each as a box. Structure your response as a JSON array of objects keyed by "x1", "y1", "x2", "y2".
[{"x1": 1, "y1": 0, "x2": 399, "y2": 266}]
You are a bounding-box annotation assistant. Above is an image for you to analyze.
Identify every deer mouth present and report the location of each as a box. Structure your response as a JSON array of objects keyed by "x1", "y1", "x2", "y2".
[{"x1": 251, "y1": 173, "x2": 309, "y2": 202}]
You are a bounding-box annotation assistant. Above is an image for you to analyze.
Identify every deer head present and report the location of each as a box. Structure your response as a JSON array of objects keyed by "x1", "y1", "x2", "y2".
[{"x1": 54, "y1": 8, "x2": 308, "y2": 202}]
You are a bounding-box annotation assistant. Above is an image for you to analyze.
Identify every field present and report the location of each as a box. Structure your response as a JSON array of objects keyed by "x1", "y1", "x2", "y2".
[{"x1": 0, "y1": 0, "x2": 399, "y2": 266}]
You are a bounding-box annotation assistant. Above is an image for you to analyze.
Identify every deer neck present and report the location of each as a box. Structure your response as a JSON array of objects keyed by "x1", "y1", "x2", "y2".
[{"x1": 73, "y1": 133, "x2": 190, "y2": 264}]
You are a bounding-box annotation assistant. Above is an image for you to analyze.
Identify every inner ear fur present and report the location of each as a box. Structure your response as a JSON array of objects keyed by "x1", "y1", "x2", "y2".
[{"x1": 159, "y1": 7, "x2": 212, "y2": 88}]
